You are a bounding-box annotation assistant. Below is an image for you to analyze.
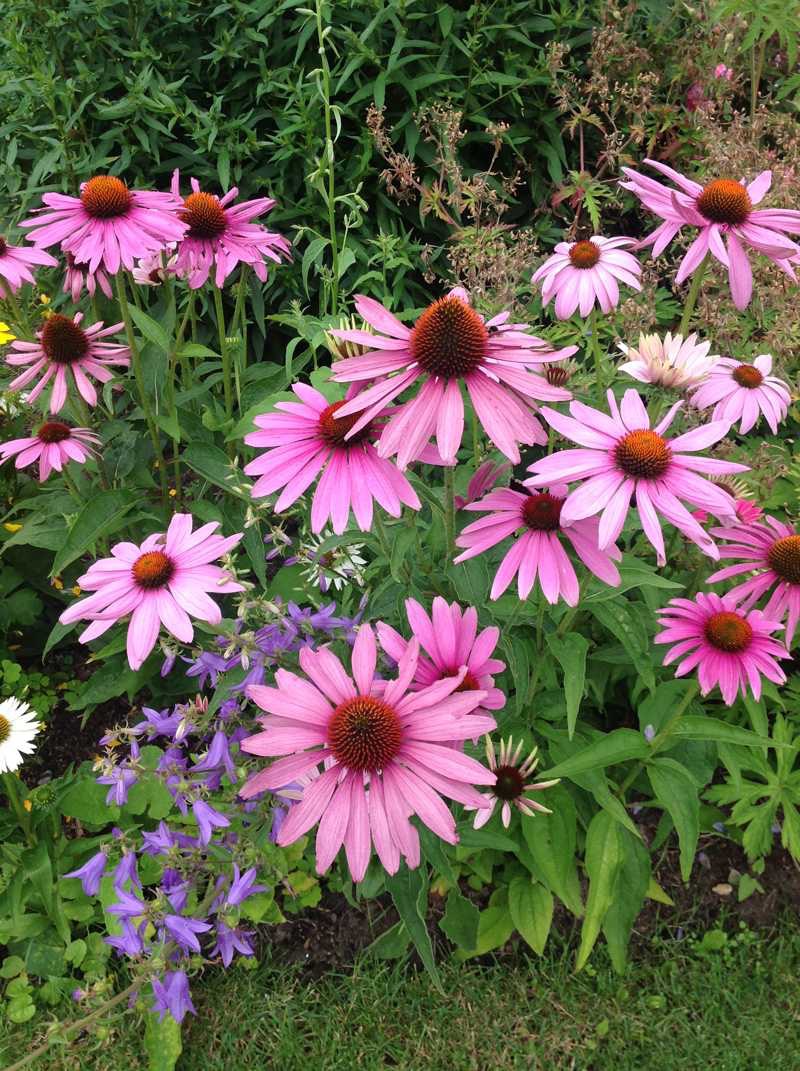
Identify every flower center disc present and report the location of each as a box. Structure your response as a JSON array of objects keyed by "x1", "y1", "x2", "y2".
[
  {"x1": 696, "y1": 179, "x2": 752, "y2": 226},
  {"x1": 80, "y1": 176, "x2": 133, "y2": 219},
  {"x1": 523, "y1": 493, "x2": 563, "y2": 531},
  {"x1": 493, "y1": 764, "x2": 525, "y2": 801},
  {"x1": 546, "y1": 365, "x2": 570, "y2": 387},
  {"x1": 732, "y1": 364, "x2": 764, "y2": 389},
  {"x1": 568, "y1": 240, "x2": 601, "y2": 269},
  {"x1": 410, "y1": 296, "x2": 488, "y2": 379},
  {"x1": 614, "y1": 429, "x2": 672, "y2": 479},
  {"x1": 37, "y1": 422, "x2": 72, "y2": 444},
  {"x1": 446, "y1": 668, "x2": 481, "y2": 693},
  {"x1": 181, "y1": 192, "x2": 227, "y2": 239},
  {"x1": 318, "y1": 401, "x2": 371, "y2": 447},
  {"x1": 704, "y1": 610, "x2": 753, "y2": 652},
  {"x1": 132, "y1": 550, "x2": 175, "y2": 590},
  {"x1": 0, "y1": 237, "x2": 7, "y2": 257},
  {"x1": 768, "y1": 535, "x2": 800, "y2": 585},
  {"x1": 327, "y1": 696, "x2": 403, "y2": 771},
  {"x1": 0, "y1": 714, "x2": 9, "y2": 744},
  {"x1": 41, "y1": 314, "x2": 89, "y2": 365}
]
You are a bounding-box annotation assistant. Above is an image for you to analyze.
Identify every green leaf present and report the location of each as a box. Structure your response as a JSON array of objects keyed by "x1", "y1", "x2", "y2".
[
  {"x1": 546, "y1": 632, "x2": 589, "y2": 738},
  {"x1": 576, "y1": 811, "x2": 624, "y2": 971},
  {"x1": 439, "y1": 889, "x2": 480, "y2": 951},
  {"x1": 60, "y1": 778, "x2": 120, "y2": 825},
  {"x1": 670, "y1": 716, "x2": 779, "y2": 749},
  {"x1": 456, "y1": 903, "x2": 514, "y2": 959},
  {"x1": 508, "y1": 877, "x2": 553, "y2": 955},
  {"x1": 587, "y1": 601, "x2": 655, "y2": 691},
  {"x1": 367, "y1": 920, "x2": 411, "y2": 959},
  {"x1": 539, "y1": 729, "x2": 649, "y2": 781},
  {"x1": 520, "y1": 785, "x2": 583, "y2": 916},
  {"x1": 602, "y1": 828, "x2": 650, "y2": 972},
  {"x1": 145, "y1": 1007, "x2": 183, "y2": 1071},
  {"x1": 51, "y1": 491, "x2": 137, "y2": 576},
  {"x1": 127, "y1": 304, "x2": 171, "y2": 352},
  {"x1": 649, "y1": 758, "x2": 700, "y2": 882},
  {"x1": 385, "y1": 867, "x2": 442, "y2": 992},
  {"x1": 183, "y1": 443, "x2": 243, "y2": 496},
  {"x1": 0, "y1": 956, "x2": 25, "y2": 979},
  {"x1": 457, "y1": 825, "x2": 519, "y2": 853}
]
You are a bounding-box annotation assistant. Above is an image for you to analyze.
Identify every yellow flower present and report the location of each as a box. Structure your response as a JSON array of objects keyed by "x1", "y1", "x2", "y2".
[
  {"x1": 71, "y1": 585, "x2": 81, "y2": 596},
  {"x1": 0, "y1": 322, "x2": 15, "y2": 345},
  {"x1": 3, "y1": 522, "x2": 22, "y2": 533},
  {"x1": 169, "y1": 488, "x2": 177, "y2": 498},
  {"x1": 23, "y1": 799, "x2": 32, "y2": 812},
  {"x1": 39, "y1": 294, "x2": 50, "y2": 306},
  {"x1": 51, "y1": 576, "x2": 64, "y2": 590}
]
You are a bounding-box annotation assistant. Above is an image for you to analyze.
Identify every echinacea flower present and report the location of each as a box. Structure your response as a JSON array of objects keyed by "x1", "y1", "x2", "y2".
[
  {"x1": 620, "y1": 161, "x2": 800, "y2": 309},
  {"x1": 376, "y1": 597, "x2": 506, "y2": 718},
  {"x1": 239, "y1": 626, "x2": 498, "y2": 881},
  {"x1": 0, "y1": 235, "x2": 57, "y2": 298},
  {"x1": 655, "y1": 592, "x2": 787, "y2": 704},
  {"x1": 0, "y1": 422, "x2": 99, "y2": 482},
  {"x1": 170, "y1": 169, "x2": 290, "y2": 289},
  {"x1": 328, "y1": 289, "x2": 576, "y2": 467},
  {"x1": 618, "y1": 331, "x2": 718, "y2": 390},
  {"x1": 131, "y1": 246, "x2": 180, "y2": 287},
  {"x1": 454, "y1": 484, "x2": 621, "y2": 604},
  {"x1": 689, "y1": 354, "x2": 790, "y2": 434},
  {"x1": 527, "y1": 389, "x2": 746, "y2": 565},
  {"x1": 4, "y1": 312, "x2": 130, "y2": 413},
  {"x1": 244, "y1": 383, "x2": 420, "y2": 534},
  {"x1": 62, "y1": 254, "x2": 113, "y2": 304},
  {"x1": 21, "y1": 175, "x2": 187, "y2": 276},
  {"x1": 531, "y1": 236, "x2": 642, "y2": 319},
  {"x1": 454, "y1": 459, "x2": 512, "y2": 509},
  {"x1": 708, "y1": 516, "x2": 800, "y2": 645},
  {"x1": 468, "y1": 736, "x2": 559, "y2": 828},
  {"x1": 0, "y1": 697, "x2": 40, "y2": 773},
  {"x1": 59, "y1": 514, "x2": 243, "y2": 670}
]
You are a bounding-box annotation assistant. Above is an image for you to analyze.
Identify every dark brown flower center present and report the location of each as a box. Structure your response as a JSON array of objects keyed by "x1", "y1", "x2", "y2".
[
  {"x1": 732, "y1": 364, "x2": 764, "y2": 389},
  {"x1": 522, "y1": 493, "x2": 564, "y2": 531},
  {"x1": 545, "y1": 365, "x2": 571, "y2": 387},
  {"x1": 327, "y1": 696, "x2": 403, "y2": 771},
  {"x1": 132, "y1": 550, "x2": 175, "y2": 590},
  {"x1": 318, "y1": 401, "x2": 372, "y2": 447},
  {"x1": 0, "y1": 237, "x2": 7, "y2": 257},
  {"x1": 614, "y1": 430, "x2": 672, "y2": 479},
  {"x1": 696, "y1": 179, "x2": 752, "y2": 226},
  {"x1": 568, "y1": 240, "x2": 601, "y2": 269},
  {"x1": 704, "y1": 610, "x2": 753, "y2": 652},
  {"x1": 0, "y1": 715, "x2": 9, "y2": 744},
  {"x1": 767, "y1": 535, "x2": 800, "y2": 585},
  {"x1": 446, "y1": 669, "x2": 481, "y2": 693},
  {"x1": 37, "y1": 422, "x2": 72, "y2": 444},
  {"x1": 41, "y1": 314, "x2": 89, "y2": 365},
  {"x1": 493, "y1": 764, "x2": 525, "y2": 801},
  {"x1": 80, "y1": 176, "x2": 133, "y2": 219},
  {"x1": 410, "y1": 296, "x2": 488, "y2": 379},
  {"x1": 180, "y1": 192, "x2": 227, "y2": 239}
]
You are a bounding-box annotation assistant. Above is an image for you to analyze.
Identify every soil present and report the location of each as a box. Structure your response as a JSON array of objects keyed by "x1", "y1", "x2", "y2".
[{"x1": 24, "y1": 701, "x2": 119, "y2": 784}]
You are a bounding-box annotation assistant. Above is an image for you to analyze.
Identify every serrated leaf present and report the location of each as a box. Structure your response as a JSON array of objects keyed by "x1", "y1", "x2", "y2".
[{"x1": 439, "y1": 889, "x2": 480, "y2": 951}]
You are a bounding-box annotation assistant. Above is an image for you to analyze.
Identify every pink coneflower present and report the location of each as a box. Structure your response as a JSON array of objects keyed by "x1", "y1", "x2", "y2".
[
  {"x1": 59, "y1": 514, "x2": 243, "y2": 671},
  {"x1": 708, "y1": 517, "x2": 800, "y2": 646},
  {"x1": 375, "y1": 597, "x2": 506, "y2": 719},
  {"x1": 170, "y1": 170, "x2": 290, "y2": 289},
  {"x1": 618, "y1": 332, "x2": 718, "y2": 390},
  {"x1": 454, "y1": 484, "x2": 621, "y2": 604},
  {"x1": 527, "y1": 389, "x2": 746, "y2": 565},
  {"x1": 21, "y1": 175, "x2": 187, "y2": 276},
  {"x1": 4, "y1": 312, "x2": 130, "y2": 413},
  {"x1": 0, "y1": 236, "x2": 57, "y2": 298},
  {"x1": 620, "y1": 161, "x2": 800, "y2": 309},
  {"x1": 328, "y1": 289, "x2": 576, "y2": 468},
  {"x1": 243, "y1": 383, "x2": 420, "y2": 534},
  {"x1": 689, "y1": 354, "x2": 790, "y2": 435},
  {"x1": 239, "y1": 627, "x2": 498, "y2": 881},
  {"x1": 454, "y1": 459, "x2": 512, "y2": 509},
  {"x1": 0, "y1": 422, "x2": 99, "y2": 482},
  {"x1": 655, "y1": 592, "x2": 787, "y2": 704},
  {"x1": 63, "y1": 254, "x2": 113, "y2": 303},
  {"x1": 131, "y1": 246, "x2": 179, "y2": 287},
  {"x1": 468, "y1": 736, "x2": 559, "y2": 829},
  {"x1": 531, "y1": 236, "x2": 642, "y2": 319}
]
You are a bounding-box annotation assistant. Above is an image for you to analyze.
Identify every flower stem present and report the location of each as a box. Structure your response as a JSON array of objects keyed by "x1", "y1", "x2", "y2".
[
  {"x1": 114, "y1": 274, "x2": 169, "y2": 507},
  {"x1": 212, "y1": 283, "x2": 233, "y2": 424},
  {"x1": 589, "y1": 308, "x2": 604, "y2": 402},
  {"x1": 315, "y1": 0, "x2": 340, "y2": 315},
  {"x1": 617, "y1": 678, "x2": 700, "y2": 799},
  {"x1": 1, "y1": 772, "x2": 34, "y2": 844},
  {"x1": 678, "y1": 253, "x2": 709, "y2": 336},
  {"x1": 443, "y1": 465, "x2": 456, "y2": 562}
]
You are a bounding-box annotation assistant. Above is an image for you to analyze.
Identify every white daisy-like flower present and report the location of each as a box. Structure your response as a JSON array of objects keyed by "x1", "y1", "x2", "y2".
[
  {"x1": 618, "y1": 332, "x2": 718, "y2": 390},
  {"x1": 0, "y1": 698, "x2": 41, "y2": 773},
  {"x1": 299, "y1": 533, "x2": 367, "y2": 593}
]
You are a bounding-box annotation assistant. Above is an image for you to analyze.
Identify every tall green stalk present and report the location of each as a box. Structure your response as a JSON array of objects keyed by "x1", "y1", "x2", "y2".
[
  {"x1": 2, "y1": 772, "x2": 34, "y2": 845},
  {"x1": 212, "y1": 283, "x2": 233, "y2": 421},
  {"x1": 678, "y1": 253, "x2": 709, "y2": 336},
  {"x1": 315, "y1": 0, "x2": 340, "y2": 314},
  {"x1": 589, "y1": 308, "x2": 605, "y2": 402},
  {"x1": 617, "y1": 679, "x2": 700, "y2": 799},
  {"x1": 444, "y1": 466, "x2": 456, "y2": 561},
  {"x1": 114, "y1": 274, "x2": 169, "y2": 506}
]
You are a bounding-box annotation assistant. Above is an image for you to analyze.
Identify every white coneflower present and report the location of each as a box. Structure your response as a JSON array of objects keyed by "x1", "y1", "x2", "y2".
[
  {"x1": 618, "y1": 332, "x2": 718, "y2": 390},
  {"x1": 0, "y1": 698, "x2": 41, "y2": 773},
  {"x1": 470, "y1": 736, "x2": 560, "y2": 828}
]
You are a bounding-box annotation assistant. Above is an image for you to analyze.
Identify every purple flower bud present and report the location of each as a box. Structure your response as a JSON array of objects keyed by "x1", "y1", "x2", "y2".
[
  {"x1": 113, "y1": 852, "x2": 142, "y2": 892},
  {"x1": 644, "y1": 724, "x2": 656, "y2": 742},
  {"x1": 226, "y1": 864, "x2": 266, "y2": 908},
  {"x1": 191, "y1": 730, "x2": 237, "y2": 781},
  {"x1": 108, "y1": 888, "x2": 147, "y2": 920},
  {"x1": 64, "y1": 850, "x2": 107, "y2": 896},
  {"x1": 151, "y1": 971, "x2": 196, "y2": 1024}
]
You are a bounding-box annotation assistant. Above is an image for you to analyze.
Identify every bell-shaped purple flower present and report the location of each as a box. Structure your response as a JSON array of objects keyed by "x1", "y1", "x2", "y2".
[
  {"x1": 162, "y1": 914, "x2": 212, "y2": 954},
  {"x1": 192, "y1": 799, "x2": 230, "y2": 846},
  {"x1": 64, "y1": 850, "x2": 107, "y2": 896},
  {"x1": 151, "y1": 970, "x2": 196, "y2": 1024}
]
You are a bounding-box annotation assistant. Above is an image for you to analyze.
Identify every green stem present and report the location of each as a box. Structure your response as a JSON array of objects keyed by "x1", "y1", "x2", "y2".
[
  {"x1": 213, "y1": 283, "x2": 233, "y2": 423},
  {"x1": 373, "y1": 510, "x2": 393, "y2": 562},
  {"x1": 61, "y1": 466, "x2": 84, "y2": 506},
  {"x1": 617, "y1": 679, "x2": 700, "y2": 799},
  {"x1": 678, "y1": 254, "x2": 709, "y2": 336},
  {"x1": 2, "y1": 773, "x2": 34, "y2": 844},
  {"x1": 443, "y1": 465, "x2": 456, "y2": 562},
  {"x1": 114, "y1": 274, "x2": 168, "y2": 507},
  {"x1": 3, "y1": 290, "x2": 32, "y2": 338},
  {"x1": 589, "y1": 308, "x2": 604, "y2": 402},
  {"x1": 750, "y1": 40, "x2": 767, "y2": 122},
  {"x1": 471, "y1": 414, "x2": 480, "y2": 466},
  {"x1": 315, "y1": 0, "x2": 340, "y2": 314}
]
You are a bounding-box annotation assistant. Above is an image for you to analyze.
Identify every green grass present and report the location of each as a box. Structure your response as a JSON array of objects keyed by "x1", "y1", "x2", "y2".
[{"x1": 4, "y1": 925, "x2": 800, "y2": 1071}]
